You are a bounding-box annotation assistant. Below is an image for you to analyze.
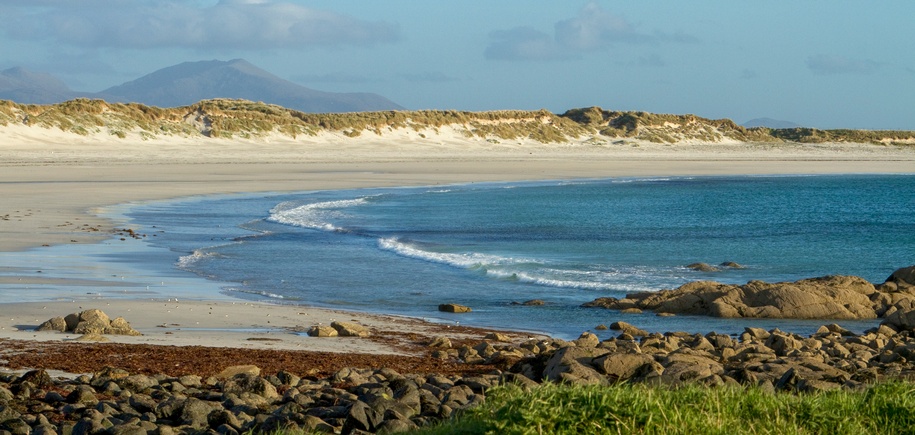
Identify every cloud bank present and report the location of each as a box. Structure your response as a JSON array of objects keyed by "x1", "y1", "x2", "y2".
[
  {"x1": 2, "y1": 0, "x2": 399, "y2": 50},
  {"x1": 806, "y1": 54, "x2": 880, "y2": 76},
  {"x1": 486, "y1": 1, "x2": 692, "y2": 61}
]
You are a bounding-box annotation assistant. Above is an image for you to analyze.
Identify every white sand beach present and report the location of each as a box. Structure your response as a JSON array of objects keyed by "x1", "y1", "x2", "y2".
[{"x1": 1, "y1": 125, "x2": 913, "y2": 356}]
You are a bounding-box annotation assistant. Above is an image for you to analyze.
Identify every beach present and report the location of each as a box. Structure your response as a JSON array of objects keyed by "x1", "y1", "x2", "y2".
[{"x1": 2, "y1": 128, "x2": 915, "y2": 364}]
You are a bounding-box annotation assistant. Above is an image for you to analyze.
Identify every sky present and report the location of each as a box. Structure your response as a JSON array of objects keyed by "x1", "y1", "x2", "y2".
[{"x1": 1, "y1": 0, "x2": 913, "y2": 129}]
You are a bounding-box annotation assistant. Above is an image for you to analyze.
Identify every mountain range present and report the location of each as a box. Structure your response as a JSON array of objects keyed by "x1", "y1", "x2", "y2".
[{"x1": 0, "y1": 59, "x2": 403, "y2": 113}]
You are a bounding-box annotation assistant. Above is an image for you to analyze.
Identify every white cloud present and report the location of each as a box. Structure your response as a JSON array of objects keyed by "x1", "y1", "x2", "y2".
[
  {"x1": 2, "y1": 0, "x2": 399, "y2": 49},
  {"x1": 806, "y1": 54, "x2": 880, "y2": 76},
  {"x1": 486, "y1": 1, "x2": 693, "y2": 62},
  {"x1": 554, "y1": 1, "x2": 653, "y2": 50},
  {"x1": 484, "y1": 27, "x2": 572, "y2": 61}
]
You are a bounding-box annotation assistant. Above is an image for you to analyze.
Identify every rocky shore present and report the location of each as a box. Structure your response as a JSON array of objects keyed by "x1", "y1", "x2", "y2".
[
  {"x1": 4, "y1": 266, "x2": 915, "y2": 434},
  {"x1": 6, "y1": 305, "x2": 915, "y2": 433},
  {"x1": 584, "y1": 266, "x2": 915, "y2": 319}
]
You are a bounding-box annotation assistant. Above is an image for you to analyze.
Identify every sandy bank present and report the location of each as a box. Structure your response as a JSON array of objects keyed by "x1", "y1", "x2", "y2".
[{"x1": 0, "y1": 299, "x2": 535, "y2": 356}]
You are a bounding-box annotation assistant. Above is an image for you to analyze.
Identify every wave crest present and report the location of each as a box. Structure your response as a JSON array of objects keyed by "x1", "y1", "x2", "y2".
[{"x1": 267, "y1": 197, "x2": 369, "y2": 231}]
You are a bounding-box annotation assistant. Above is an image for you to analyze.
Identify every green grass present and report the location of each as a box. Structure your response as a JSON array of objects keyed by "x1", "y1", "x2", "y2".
[{"x1": 417, "y1": 381, "x2": 915, "y2": 434}]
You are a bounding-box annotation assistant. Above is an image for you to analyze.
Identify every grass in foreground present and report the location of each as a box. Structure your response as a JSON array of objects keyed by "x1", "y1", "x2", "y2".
[{"x1": 417, "y1": 381, "x2": 915, "y2": 434}]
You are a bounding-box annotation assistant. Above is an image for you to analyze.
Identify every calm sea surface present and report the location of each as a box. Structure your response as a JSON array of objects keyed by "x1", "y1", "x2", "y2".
[{"x1": 118, "y1": 174, "x2": 915, "y2": 339}]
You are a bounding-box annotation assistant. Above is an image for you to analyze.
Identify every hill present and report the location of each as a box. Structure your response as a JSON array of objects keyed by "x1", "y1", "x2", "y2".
[
  {"x1": 0, "y1": 60, "x2": 402, "y2": 113},
  {"x1": 0, "y1": 67, "x2": 88, "y2": 104},
  {"x1": 0, "y1": 99, "x2": 913, "y2": 146},
  {"x1": 100, "y1": 59, "x2": 403, "y2": 113}
]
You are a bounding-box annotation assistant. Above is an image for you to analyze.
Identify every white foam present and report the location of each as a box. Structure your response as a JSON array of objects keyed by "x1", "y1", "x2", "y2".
[
  {"x1": 378, "y1": 237, "x2": 660, "y2": 292},
  {"x1": 378, "y1": 237, "x2": 518, "y2": 269},
  {"x1": 268, "y1": 197, "x2": 370, "y2": 231},
  {"x1": 176, "y1": 249, "x2": 221, "y2": 269}
]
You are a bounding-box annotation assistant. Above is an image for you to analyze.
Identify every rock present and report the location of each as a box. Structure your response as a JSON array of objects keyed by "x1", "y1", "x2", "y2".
[
  {"x1": 222, "y1": 374, "x2": 279, "y2": 401},
  {"x1": 438, "y1": 303, "x2": 471, "y2": 313},
  {"x1": 66, "y1": 385, "x2": 98, "y2": 405},
  {"x1": 215, "y1": 365, "x2": 261, "y2": 379},
  {"x1": 331, "y1": 321, "x2": 370, "y2": 337},
  {"x1": 521, "y1": 299, "x2": 545, "y2": 306},
  {"x1": 621, "y1": 308, "x2": 643, "y2": 314},
  {"x1": 79, "y1": 308, "x2": 111, "y2": 324},
  {"x1": 765, "y1": 332, "x2": 803, "y2": 356},
  {"x1": 687, "y1": 263, "x2": 720, "y2": 272},
  {"x1": 609, "y1": 321, "x2": 649, "y2": 337},
  {"x1": 595, "y1": 324, "x2": 608, "y2": 330},
  {"x1": 307, "y1": 325, "x2": 338, "y2": 337},
  {"x1": 74, "y1": 318, "x2": 109, "y2": 335},
  {"x1": 720, "y1": 261, "x2": 746, "y2": 269},
  {"x1": 882, "y1": 307, "x2": 915, "y2": 331},
  {"x1": 484, "y1": 332, "x2": 511, "y2": 342},
  {"x1": 660, "y1": 354, "x2": 723, "y2": 385},
  {"x1": 588, "y1": 275, "x2": 880, "y2": 319},
  {"x1": 64, "y1": 312, "x2": 81, "y2": 331},
  {"x1": 542, "y1": 347, "x2": 608, "y2": 385},
  {"x1": 15, "y1": 370, "x2": 52, "y2": 388},
  {"x1": 36, "y1": 316, "x2": 67, "y2": 332},
  {"x1": 107, "y1": 317, "x2": 142, "y2": 336},
  {"x1": 427, "y1": 336, "x2": 452, "y2": 348},
  {"x1": 593, "y1": 353, "x2": 655, "y2": 382},
  {"x1": 121, "y1": 374, "x2": 160, "y2": 393},
  {"x1": 573, "y1": 332, "x2": 599, "y2": 348},
  {"x1": 885, "y1": 265, "x2": 915, "y2": 289}
]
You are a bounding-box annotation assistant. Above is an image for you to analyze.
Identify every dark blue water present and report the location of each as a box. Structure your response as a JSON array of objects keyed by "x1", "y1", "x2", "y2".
[{"x1": 126, "y1": 175, "x2": 915, "y2": 339}]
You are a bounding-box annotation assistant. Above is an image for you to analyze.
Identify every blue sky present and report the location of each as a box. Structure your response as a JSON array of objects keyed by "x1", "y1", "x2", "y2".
[{"x1": 1, "y1": 1, "x2": 913, "y2": 129}]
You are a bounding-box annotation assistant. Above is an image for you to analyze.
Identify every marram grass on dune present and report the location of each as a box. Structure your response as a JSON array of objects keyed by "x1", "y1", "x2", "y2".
[{"x1": 2, "y1": 98, "x2": 913, "y2": 145}]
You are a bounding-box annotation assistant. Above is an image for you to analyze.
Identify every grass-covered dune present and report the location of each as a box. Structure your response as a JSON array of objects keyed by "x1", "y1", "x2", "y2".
[{"x1": 2, "y1": 98, "x2": 914, "y2": 145}]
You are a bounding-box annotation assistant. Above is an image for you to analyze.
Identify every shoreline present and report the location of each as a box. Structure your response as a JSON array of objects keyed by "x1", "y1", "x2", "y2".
[{"x1": 1, "y1": 133, "x2": 914, "y2": 363}]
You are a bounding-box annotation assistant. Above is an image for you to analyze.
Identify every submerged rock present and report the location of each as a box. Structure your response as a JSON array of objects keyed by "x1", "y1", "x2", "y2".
[{"x1": 687, "y1": 263, "x2": 720, "y2": 272}]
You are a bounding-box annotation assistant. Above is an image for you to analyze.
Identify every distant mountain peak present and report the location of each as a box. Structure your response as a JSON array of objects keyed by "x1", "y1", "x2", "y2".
[
  {"x1": 0, "y1": 66, "x2": 76, "y2": 102},
  {"x1": 99, "y1": 58, "x2": 403, "y2": 112},
  {"x1": 1, "y1": 59, "x2": 403, "y2": 113}
]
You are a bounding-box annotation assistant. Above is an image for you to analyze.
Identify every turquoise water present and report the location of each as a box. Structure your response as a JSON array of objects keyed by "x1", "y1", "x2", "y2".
[{"x1": 123, "y1": 174, "x2": 915, "y2": 339}]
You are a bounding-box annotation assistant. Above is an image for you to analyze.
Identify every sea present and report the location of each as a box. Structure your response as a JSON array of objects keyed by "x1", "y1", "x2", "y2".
[{"x1": 4, "y1": 174, "x2": 914, "y2": 340}]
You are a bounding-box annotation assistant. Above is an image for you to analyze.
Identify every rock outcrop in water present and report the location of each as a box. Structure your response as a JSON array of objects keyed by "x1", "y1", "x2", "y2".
[{"x1": 583, "y1": 266, "x2": 915, "y2": 320}]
